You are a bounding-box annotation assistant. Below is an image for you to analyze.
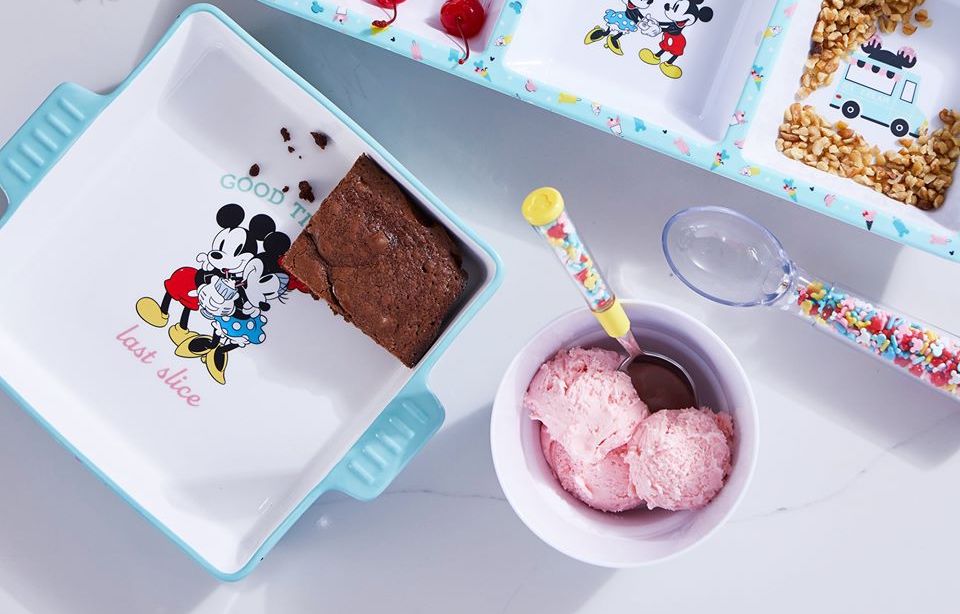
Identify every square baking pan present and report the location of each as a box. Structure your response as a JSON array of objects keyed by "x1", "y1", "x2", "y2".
[
  {"x1": 0, "y1": 3, "x2": 501, "y2": 580},
  {"x1": 260, "y1": 0, "x2": 960, "y2": 262}
]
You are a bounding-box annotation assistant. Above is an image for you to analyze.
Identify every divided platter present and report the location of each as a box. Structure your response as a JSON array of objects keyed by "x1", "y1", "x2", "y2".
[
  {"x1": 261, "y1": 0, "x2": 960, "y2": 261},
  {"x1": 0, "y1": 5, "x2": 501, "y2": 580}
]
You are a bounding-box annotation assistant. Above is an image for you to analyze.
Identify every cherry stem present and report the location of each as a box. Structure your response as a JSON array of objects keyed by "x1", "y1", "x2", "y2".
[
  {"x1": 372, "y1": 1, "x2": 398, "y2": 28},
  {"x1": 456, "y1": 17, "x2": 470, "y2": 65}
]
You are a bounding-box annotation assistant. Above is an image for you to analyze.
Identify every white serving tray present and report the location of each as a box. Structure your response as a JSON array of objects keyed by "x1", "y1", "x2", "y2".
[
  {"x1": 262, "y1": 0, "x2": 960, "y2": 261},
  {"x1": 0, "y1": 5, "x2": 501, "y2": 580}
]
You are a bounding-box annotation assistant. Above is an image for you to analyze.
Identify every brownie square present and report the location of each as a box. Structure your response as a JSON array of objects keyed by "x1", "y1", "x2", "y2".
[{"x1": 284, "y1": 155, "x2": 468, "y2": 367}]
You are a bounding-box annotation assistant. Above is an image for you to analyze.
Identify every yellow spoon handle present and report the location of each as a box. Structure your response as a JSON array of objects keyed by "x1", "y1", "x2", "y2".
[{"x1": 521, "y1": 187, "x2": 630, "y2": 338}]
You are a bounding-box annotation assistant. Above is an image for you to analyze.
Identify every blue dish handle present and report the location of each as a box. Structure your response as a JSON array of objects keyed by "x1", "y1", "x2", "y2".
[
  {"x1": 0, "y1": 83, "x2": 108, "y2": 225},
  {"x1": 324, "y1": 374, "x2": 444, "y2": 500}
]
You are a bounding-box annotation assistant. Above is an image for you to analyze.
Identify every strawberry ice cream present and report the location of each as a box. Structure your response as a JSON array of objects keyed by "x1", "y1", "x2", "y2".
[
  {"x1": 540, "y1": 425, "x2": 642, "y2": 513},
  {"x1": 524, "y1": 347, "x2": 649, "y2": 463},
  {"x1": 626, "y1": 408, "x2": 733, "y2": 511},
  {"x1": 525, "y1": 346, "x2": 735, "y2": 514}
]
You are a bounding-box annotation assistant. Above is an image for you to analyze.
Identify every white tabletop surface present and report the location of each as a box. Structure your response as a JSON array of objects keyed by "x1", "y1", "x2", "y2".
[{"x1": 1, "y1": 1, "x2": 959, "y2": 612}]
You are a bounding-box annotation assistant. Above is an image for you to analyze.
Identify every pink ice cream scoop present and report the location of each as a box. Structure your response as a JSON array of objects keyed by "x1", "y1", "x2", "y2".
[
  {"x1": 524, "y1": 347, "x2": 650, "y2": 463},
  {"x1": 626, "y1": 408, "x2": 733, "y2": 511},
  {"x1": 540, "y1": 425, "x2": 643, "y2": 513}
]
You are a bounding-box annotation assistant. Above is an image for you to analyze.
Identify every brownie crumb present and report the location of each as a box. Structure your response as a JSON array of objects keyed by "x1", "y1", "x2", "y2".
[
  {"x1": 288, "y1": 146, "x2": 296, "y2": 153},
  {"x1": 299, "y1": 180, "x2": 315, "y2": 203},
  {"x1": 311, "y1": 131, "x2": 329, "y2": 150},
  {"x1": 280, "y1": 127, "x2": 291, "y2": 142},
  {"x1": 282, "y1": 185, "x2": 290, "y2": 193},
  {"x1": 298, "y1": 155, "x2": 303, "y2": 160},
  {"x1": 249, "y1": 163, "x2": 260, "y2": 177}
]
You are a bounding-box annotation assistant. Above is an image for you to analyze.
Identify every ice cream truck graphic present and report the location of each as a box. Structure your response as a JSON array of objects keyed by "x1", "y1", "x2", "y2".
[{"x1": 829, "y1": 35, "x2": 925, "y2": 139}]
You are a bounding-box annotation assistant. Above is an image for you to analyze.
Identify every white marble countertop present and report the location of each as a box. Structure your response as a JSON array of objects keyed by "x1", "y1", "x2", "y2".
[{"x1": 1, "y1": 1, "x2": 958, "y2": 612}]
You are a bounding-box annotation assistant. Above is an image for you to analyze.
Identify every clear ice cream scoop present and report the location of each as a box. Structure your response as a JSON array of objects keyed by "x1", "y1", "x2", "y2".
[
  {"x1": 663, "y1": 206, "x2": 960, "y2": 401},
  {"x1": 522, "y1": 187, "x2": 697, "y2": 411}
]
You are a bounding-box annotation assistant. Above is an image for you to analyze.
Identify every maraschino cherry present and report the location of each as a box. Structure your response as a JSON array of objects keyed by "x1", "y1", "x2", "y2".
[
  {"x1": 440, "y1": 0, "x2": 486, "y2": 65},
  {"x1": 372, "y1": 0, "x2": 405, "y2": 29}
]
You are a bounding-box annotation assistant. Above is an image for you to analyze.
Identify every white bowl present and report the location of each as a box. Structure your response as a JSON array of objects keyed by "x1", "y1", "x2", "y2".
[{"x1": 490, "y1": 301, "x2": 758, "y2": 567}]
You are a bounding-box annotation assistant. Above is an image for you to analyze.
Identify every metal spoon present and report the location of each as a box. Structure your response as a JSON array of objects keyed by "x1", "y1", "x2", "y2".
[{"x1": 522, "y1": 188, "x2": 698, "y2": 411}]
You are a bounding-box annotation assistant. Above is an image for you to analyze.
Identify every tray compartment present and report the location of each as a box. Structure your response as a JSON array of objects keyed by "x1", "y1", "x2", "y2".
[
  {"x1": 742, "y1": 0, "x2": 960, "y2": 237},
  {"x1": 503, "y1": 0, "x2": 780, "y2": 143}
]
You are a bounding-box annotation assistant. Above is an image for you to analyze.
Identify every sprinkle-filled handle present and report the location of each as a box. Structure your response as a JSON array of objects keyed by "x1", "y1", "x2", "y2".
[
  {"x1": 532, "y1": 210, "x2": 616, "y2": 312},
  {"x1": 787, "y1": 273, "x2": 960, "y2": 399},
  {"x1": 522, "y1": 188, "x2": 629, "y2": 338}
]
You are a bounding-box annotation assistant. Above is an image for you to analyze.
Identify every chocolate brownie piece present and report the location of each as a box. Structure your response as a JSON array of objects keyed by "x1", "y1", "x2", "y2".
[{"x1": 284, "y1": 155, "x2": 467, "y2": 367}]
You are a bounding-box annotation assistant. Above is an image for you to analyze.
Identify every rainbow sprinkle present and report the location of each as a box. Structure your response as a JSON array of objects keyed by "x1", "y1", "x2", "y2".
[{"x1": 794, "y1": 281, "x2": 960, "y2": 393}]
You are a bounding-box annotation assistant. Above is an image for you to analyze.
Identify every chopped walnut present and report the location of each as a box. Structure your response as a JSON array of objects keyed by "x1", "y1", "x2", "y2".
[{"x1": 776, "y1": 104, "x2": 960, "y2": 211}]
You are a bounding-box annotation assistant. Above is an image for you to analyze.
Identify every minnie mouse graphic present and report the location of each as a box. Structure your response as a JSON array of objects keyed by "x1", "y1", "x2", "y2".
[
  {"x1": 175, "y1": 256, "x2": 290, "y2": 385},
  {"x1": 638, "y1": 0, "x2": 714, "y2": 79},
  {"x1": 584, "y1": 0, "x2": 660, "y2": 56},
  {"x1": 136, "y1": 204, "x2": 297, "y2": 385}
]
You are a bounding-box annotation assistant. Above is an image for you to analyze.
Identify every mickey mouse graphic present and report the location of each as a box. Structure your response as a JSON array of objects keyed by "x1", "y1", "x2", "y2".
[
  {"x1": 638, "y1": 0, "x2": 714, "y2": 79},
  {"x1": 136, "y1": 204, "x2": 264, "y2": 346},
  {"x1": 585, "y1": 0, "x2": 660, "y2": 56},
  {"x1": 136, "y1": 204, "x2": 292, "y2": 385}
]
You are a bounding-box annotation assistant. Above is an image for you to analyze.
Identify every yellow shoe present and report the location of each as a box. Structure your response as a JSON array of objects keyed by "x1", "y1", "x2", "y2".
[
  {"x1": 136, "y1": 297, "x2": 169, "y2": 328},
  {"x1": 660, "y1": 63, "x2": 683, "y2": 79},
  {"x1": 169, "y1": 324, "x2": 197, "y2": 346},
  {"x1": 176, "y1": 335, "x2": 214, "y2": 359},
  {"x1": 607, "y1": 34, "x2": 624, "y2": 56},
  {"x1": 639, "y1": 48, "x2": 661, "y2": 65},
  {"x1": 204, "y1": 348, "x2": 228, "y2": 386},
  {"x1": 584, "y1": 26, "x2": 606, "y2": 45}
]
